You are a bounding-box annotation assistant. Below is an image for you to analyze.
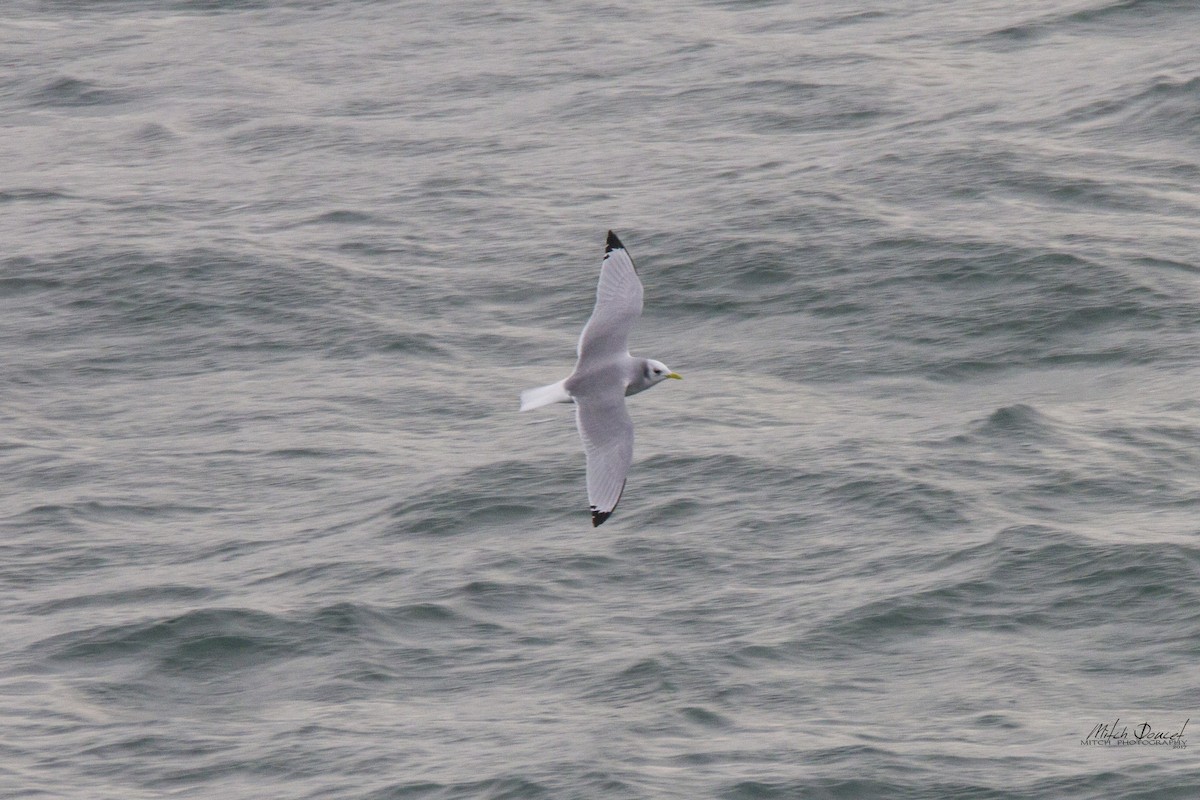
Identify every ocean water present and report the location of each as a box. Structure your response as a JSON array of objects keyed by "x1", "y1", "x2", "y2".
[{"x1": 2, "y1": 0, "x2": 1199, "y2": 797}]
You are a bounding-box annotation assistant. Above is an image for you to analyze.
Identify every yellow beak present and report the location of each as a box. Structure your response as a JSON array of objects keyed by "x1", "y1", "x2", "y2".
[{"x1": 666, "y1": 372, "x2": 683, "y2": 380}]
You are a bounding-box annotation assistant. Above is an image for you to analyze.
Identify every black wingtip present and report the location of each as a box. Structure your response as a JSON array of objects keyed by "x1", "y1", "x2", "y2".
[
  {"x1": 589, "y1": 479, "x2": 626, "y2": 527},
  {"x1": 605, "y1": 230, "x2": 624, "y2": 253}
]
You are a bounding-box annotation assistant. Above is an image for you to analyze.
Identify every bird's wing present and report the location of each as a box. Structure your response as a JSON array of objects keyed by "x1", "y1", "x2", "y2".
[
  {"x1": 574, "y1": 392, "x2": 634, "y2": 527},
  {"x1": 576, "y1": 231, "x2": 643, "y2": 363}
]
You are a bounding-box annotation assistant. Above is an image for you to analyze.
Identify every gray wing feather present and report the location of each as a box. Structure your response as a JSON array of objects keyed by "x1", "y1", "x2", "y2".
[
  {"x1": 575, "y1": 395, "x2": 633, "y2": 523},
  {"x1": 577, "y1": 244, "x2": 643, "y2": 362}
]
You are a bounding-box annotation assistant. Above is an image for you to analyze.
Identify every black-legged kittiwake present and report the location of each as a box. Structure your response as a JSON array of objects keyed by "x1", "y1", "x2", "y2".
[{"x1": 520, "y1": 231, "x2": 681, "y2": 527}]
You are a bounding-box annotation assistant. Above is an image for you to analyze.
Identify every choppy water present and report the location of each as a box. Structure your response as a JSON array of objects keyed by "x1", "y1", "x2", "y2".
[{"x1": 3, "y1": 1, "x2": 1199, "y2": 798}]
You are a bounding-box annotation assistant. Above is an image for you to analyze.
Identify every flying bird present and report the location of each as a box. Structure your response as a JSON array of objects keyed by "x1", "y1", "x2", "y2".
[{"x1": 520, "y1": 231, "x2": 681, "y2": 526}]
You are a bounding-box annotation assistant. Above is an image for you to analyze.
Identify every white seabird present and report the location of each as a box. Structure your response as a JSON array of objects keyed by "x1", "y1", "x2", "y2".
[{"x1": 520, "y1": 231, "x2": 682, "y2": 527}]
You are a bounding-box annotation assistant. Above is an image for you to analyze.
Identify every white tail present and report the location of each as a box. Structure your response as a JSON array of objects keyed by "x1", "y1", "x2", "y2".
[{"x1": 520, "y1": 379, "x2": 572, "y2": 412}]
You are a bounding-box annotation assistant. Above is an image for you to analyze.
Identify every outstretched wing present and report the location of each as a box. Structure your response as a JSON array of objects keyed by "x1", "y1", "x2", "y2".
[
  {"x1": 576, "y1": 231, "x2": 643, "y2": 363},
  {"x1": 574, "y1": 392, "x2": 634, "y2": 527}
]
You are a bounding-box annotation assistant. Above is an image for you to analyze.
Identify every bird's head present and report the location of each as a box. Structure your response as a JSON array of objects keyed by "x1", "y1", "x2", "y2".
[{"x1": 644, "y1": 359, "x2": 683, "y2": 386}]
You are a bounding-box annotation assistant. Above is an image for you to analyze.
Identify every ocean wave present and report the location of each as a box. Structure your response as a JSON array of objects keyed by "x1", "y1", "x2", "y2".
[{"x1": 803, "y1": 525, "x2": 1200, "y2": 648}]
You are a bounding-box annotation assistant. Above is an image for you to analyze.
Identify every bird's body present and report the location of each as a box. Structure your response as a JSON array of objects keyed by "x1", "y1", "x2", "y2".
[{"x1": 520, "y1": 231, "x2": 681, "y2": 526}]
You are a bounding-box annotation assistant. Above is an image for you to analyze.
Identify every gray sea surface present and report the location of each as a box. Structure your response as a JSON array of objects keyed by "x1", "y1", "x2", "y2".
[{"x1": 3, "y1": 1, "x2": 1199, "y2": 798}]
